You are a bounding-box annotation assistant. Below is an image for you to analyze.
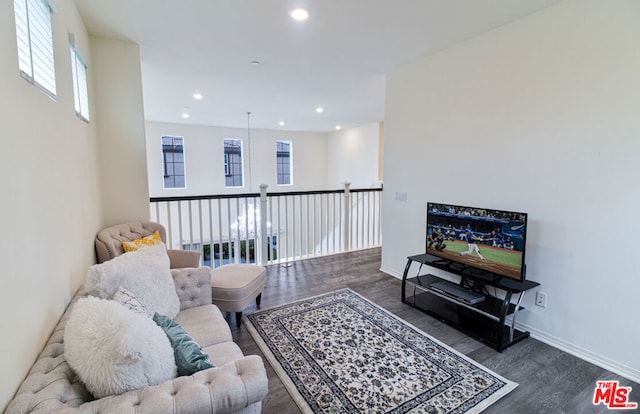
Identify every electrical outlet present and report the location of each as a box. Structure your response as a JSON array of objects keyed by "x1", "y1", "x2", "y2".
[
  {"x1": 395, "y1": 192, "x2": 407, "y2": 201},
  {"x1": 535, "y1": 292, "x2": 547, "y2": 308}
]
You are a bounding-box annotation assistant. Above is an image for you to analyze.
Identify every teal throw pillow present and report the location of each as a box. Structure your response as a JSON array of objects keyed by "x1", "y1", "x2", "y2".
[{"x1": 153, "y1": 313, "x2": 215, "y2": 376}]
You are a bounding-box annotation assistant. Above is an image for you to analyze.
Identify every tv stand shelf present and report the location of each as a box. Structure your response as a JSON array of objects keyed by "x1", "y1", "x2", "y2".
[{"x1": 402, "y1": 254, "x2": 539, "y2": 352}]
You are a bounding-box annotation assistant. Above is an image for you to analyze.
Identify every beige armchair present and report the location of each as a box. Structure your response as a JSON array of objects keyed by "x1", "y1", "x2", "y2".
[{"x1": 95, "y1": 221, "x2": 201, "y2": 268}]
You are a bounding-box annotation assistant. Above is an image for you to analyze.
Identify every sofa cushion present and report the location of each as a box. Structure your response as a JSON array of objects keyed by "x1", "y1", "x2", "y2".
[
  {"x1": 64, "y1": 296, "x2": 177, "y2": 398},
  {"x1": 85, "y1": 243, "x2": 180, "y2": 318},
  {"x1": 121, "y1": 230, "x2": 162, "y2": 252},
  {"x1": 153, "y1": 313, "x2": 215, "y2": 376},
  {"x1": 175, "y1": 304, "x2": 233, "y2": 348},
  {"x1": 202, "y1": 341, "x2": 246, "y2": 366}
]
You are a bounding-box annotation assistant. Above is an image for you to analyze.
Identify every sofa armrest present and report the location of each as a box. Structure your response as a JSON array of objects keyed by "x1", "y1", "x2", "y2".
[
  {"x1": 70, "y1": 356, "x2": 268, "y2": 414},
  {"x1": 171, "y1": 267, "x2": 212, "y2": 310},
  {"x1": 167, "y1": 249, "x2": 201, "y2": 269}
]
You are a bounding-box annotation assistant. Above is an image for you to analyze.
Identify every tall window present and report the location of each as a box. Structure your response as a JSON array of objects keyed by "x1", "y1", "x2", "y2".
[
  {"x1": 276, "y1": 140, "x2": 292, "y2": 185},
  {"x1": 162, "y1": 136, "x2": 185, "y2": 189},
  {"x1": 224, "y1": 139, "x2": 243, "y2": 187},
  {"x1": 70, "y1": 44, "x2": 89, "y2": 121},
  {"x1": 14, "y1": 0, "x2": 56, "y2": 97}
]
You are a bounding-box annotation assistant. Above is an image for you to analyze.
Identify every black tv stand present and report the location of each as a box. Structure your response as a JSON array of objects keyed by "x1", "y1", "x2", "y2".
[{"x1": 401, "y1": 253, "x2": 540, "y2": 352}]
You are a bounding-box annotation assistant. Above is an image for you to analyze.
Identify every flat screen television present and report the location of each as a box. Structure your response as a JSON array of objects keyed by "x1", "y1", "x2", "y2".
[{"x1": 426, "y1": 202, "x2": 528, "y2": 282}]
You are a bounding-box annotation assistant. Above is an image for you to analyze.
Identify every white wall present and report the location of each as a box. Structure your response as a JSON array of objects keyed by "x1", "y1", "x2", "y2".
[
  {"x1": 146, "y1": 121, "x2": 328, "y2": 196},
  {"x1": 0, "y1": 0, "x2": 103, "y2": 409},
  {"x1": 92, "y1": 37, "x2": 150, "y2": 226},
  {"x1": 383, "y1": 0, "x2": 640, "y2": 381},
  {"x1": 327, "y1": 122, "x2": 383, "y2": 189}
]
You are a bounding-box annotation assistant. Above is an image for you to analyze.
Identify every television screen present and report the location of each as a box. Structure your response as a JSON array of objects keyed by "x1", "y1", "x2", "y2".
[{"x1": 426, "y1": 202, "x2": 528, "y2": 282}]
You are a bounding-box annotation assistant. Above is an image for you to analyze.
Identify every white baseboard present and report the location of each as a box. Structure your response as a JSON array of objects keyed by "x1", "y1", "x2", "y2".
[
  {"x1": 379, "y1": 265, "x2": 401, "y2": 278},
  {"x1": 515, "y1": 321, "x2": 640, "y2": 384},
  {"x1": 381, "y1": 265, "x2": 639, "y2": 384}
]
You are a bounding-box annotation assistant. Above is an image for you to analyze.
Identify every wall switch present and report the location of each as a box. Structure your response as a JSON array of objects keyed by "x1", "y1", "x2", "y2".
[
  {"x1": 395, "y1": 192, "x2": 407, "y2": 201},
  {"x1": 535, "y1": 292, "x2": 547, "y2": 308}
]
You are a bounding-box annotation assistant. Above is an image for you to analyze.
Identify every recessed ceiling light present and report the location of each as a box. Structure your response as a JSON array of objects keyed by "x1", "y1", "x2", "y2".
[
  {"x1": 181, "y1": 112, "x2": 189, "y2": 119},
  {"x1": 250, "y1": 60, "x2": 260, "y2": 66},
  {"x1": 316, "y1": 107, "x2": 324, "y2": 113},
  {"x1": 290, "y1": 8, "x2": 309, "y2": 21},
  {"x1": 193, "y1": 93, "x2": 203, "y2": 100},
  {"x1": 336, "y1": 125, "x2": 342, "y2": 130},
  {"x1": 278, "y1": 121, "x2": 285, "y2": 126}
]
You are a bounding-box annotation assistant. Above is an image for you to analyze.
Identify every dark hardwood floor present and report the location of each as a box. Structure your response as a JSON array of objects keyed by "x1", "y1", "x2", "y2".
[{"x1": 230, "y1": 248, "x2": 639, "y2": 413}]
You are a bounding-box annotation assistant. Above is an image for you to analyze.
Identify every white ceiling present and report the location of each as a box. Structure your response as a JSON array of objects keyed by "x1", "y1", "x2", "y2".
[{"x1": 74, "y1": 0, "x2": 560, "y2": 133}]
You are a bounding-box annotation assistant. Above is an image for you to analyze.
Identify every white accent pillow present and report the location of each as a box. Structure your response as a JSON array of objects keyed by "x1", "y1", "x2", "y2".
[
  {"x1": 111, "y1": 286, "x2": 149, "y2": 316},
  {"x1": 85, "y1": 243, "x2": 180, "y2": 318},
  {"x1": 64, "y1": 296, "x2": 177, "y2": 398}
]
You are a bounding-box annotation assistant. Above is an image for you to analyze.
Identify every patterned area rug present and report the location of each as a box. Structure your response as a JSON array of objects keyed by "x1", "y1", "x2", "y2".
[{"x1": 245, "y1": 289, "x2": 517, "y2": 413}]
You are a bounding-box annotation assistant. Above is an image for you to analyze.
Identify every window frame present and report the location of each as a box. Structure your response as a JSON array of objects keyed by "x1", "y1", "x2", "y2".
[
  {"x1": 276, "y1": 140, "x2": 292, "y2": 186},
  {"x1": 223, "y1": 138, "x2": 244, "y2": 188},
  {"x1": 70, "y1": 43, "x2": 89, "y2": 122},
  {"x1": 161, "y1": 136, "x2": 186, "y2": 189},
  {"x1": 14, "y1": 0, "x2": 57, "y2": 98}
]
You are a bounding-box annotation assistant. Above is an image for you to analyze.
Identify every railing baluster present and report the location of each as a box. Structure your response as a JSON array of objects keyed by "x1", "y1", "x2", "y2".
[
  {"x1": 188, "y1": 201, "x2": 194, "y2": 252},
  {"x1": 268, "y1": 195, "x2": 273, "y2": 264},
  {"x1": 167, "y1": 202, "x2": 173, "y2": 249},
  {"x1": 198, "y1": 199, "x2": 204, "y2": 265},
  {"x1": 331, "y1": 193, "x2": 336, "y2": 254},
  {"x1": 299, "y1": 195, "x2": 304, "y2": 258},
  {"x1": 252, "y1": 196, "x2": 258, "y2": 263},
  {"x1": 292, "y1": 195, "x2": 297, "y2": 260},
  {"x1": 243, "y1": 198, "x2": 249, "y2": 263},
  {"x1": 356, "y1": 192, "x2": 361, "y2": 250},
  {"x1": 226, "y1": 198, "x2": 232, "y2": 265},
  {"x1": 312, "y1": 194, "x2": 317, "y2": 255},
  {"x1": 298, "y1": 195, "x2": 303, "y2": 259},
  {"x1": 277, "y1": 195, "x2": 282, "y2": 264},
  {"x1": 216, "y1": 199, "x2": 222, "y2": 268},
  {"x1": 208, "y1": 199, "x2": 213, "y2": 268},
  {"x1": 338, "y1": 192, "x2": 343, "y2": 251},
  {"x1": 378, "y1": 191, "x2": 382, "y2": 244},
  {"x1": 367, "y1": 191, "x2": 371, "y2": 247},
  {"x1": 325, "y1": 193, "x2": 330, "y2": 253},
  {"x1": 359, "y1": 192, "x2": 363, "y2": 248},
  {"x1": 320, "y1": 193, "x2": 325, "y2": 255},
  {"x1": 304, "y1": 194, "x2": 313, "y2": 257},
  {"x1": 284, "y1": 196, "x2": 290, "y2": 263},
  {"x1": 177, "y1": 202, "x2": 184, "y2": 250},
  {"x1": 235, "y1": 198, "x2": 241, "y2": 264}
]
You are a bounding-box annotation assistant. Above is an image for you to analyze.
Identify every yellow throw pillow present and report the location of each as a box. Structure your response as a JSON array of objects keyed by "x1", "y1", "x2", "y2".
[{"x1": 122, "y1": 231, "x2": 162, "y2": 252}]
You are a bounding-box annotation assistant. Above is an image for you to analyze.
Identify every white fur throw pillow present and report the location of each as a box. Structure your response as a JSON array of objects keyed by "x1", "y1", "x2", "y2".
[
  {"x1": 111, "y1": 286, "x2": 149, "y2": 316},
  {"x1": 85, "y1": 243, "x2": 180, "y2": 318},
  {"x1": 64, "y1": 296, "x2": 177, "y2": 398}
]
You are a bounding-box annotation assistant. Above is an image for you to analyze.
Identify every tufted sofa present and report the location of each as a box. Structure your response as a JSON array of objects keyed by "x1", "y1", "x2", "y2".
[
  {"x1": 5, "y1": 246, "x2": 269, "y2": 413},
  {"x1": 95, "y1": 221, "x2": 201, "y2": 269}
]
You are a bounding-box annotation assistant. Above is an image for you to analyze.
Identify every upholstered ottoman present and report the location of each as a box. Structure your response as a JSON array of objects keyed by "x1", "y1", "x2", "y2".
[{"x1": 210, "y1": 264, "x2": 266, "y2": 327}]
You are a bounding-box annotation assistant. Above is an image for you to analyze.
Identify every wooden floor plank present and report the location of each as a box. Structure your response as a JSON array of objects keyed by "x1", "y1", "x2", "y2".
[{"x1": 229, "y1": 248, "x2": 638, "y2": 413}]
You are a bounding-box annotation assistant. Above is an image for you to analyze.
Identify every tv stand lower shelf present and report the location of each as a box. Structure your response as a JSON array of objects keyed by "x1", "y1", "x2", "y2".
[{"x1": 401, "y1": 254, "x2": 539, "y2": 352}]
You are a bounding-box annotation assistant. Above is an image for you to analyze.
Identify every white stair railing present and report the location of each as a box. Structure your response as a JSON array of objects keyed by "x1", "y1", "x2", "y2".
[{"x1": 149, "y1": 184, "x2": 382, "y2": 268}]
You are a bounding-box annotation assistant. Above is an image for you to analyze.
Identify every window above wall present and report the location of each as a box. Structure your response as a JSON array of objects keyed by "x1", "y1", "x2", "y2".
[
  {"x1": 276, "y1": 140, "x2": 292, "y2": 185},
  {"x1": 14, "y1": 0, "x2": 56, "y2": 97},
  {"x1": 223, "y1": 139, "x2": 244, "y2": 188},
  {"x1": 162, "y1": 136, "x2": 185, "y2": 189},
  {"x1": 70, "y1": 39, "x2": 89, "y2": 122}
]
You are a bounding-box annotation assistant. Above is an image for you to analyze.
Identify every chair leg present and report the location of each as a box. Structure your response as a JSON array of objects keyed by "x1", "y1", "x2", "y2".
[
  {"x1": 256, "y1": 293, "x2": 262, "y2": 307},
  {"x1": 235, "y1": 312, "x2": 242, "y2": 327}
]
